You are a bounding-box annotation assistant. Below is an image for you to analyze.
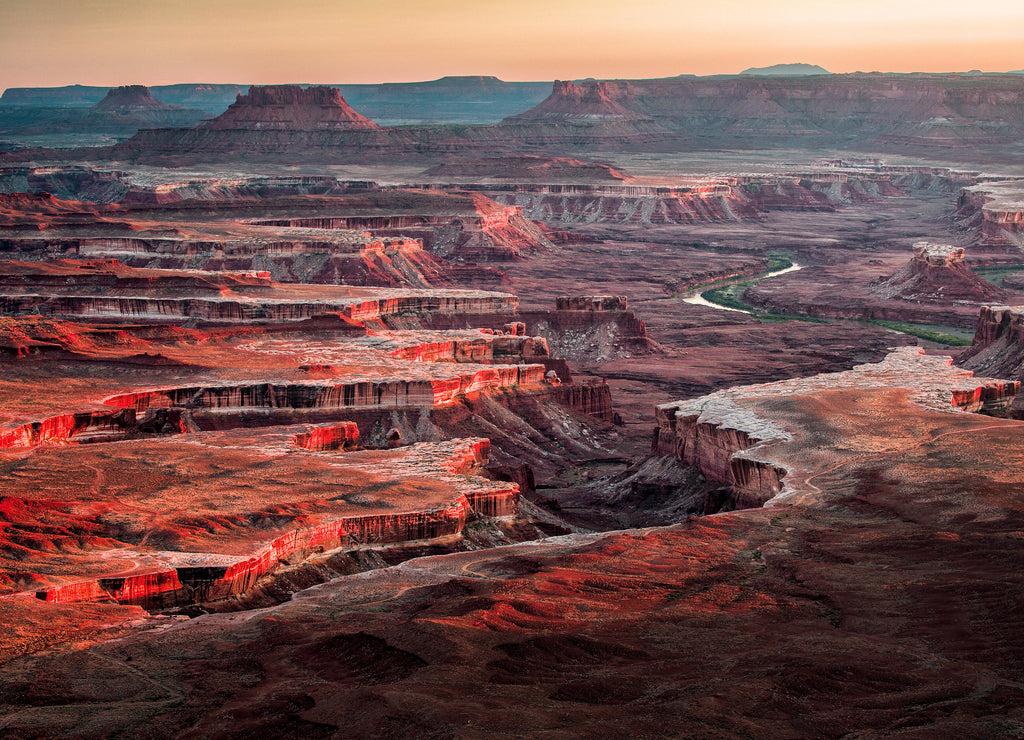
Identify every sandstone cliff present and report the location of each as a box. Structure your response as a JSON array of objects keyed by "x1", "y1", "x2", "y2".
[{"x1": 957, "y1": 306, "x2": 1024, "y2": 380}]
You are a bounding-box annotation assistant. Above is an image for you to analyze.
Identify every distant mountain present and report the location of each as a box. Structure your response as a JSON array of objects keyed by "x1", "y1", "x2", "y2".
[
  {"x1": 92, "y1": 85, "x2": 171, "y2": 111},
  {"x1": 741, "y1": 63, "x2": 829, "y2": 76},
  {"x1": 0, "y1": 84, "x2": 247, "y2": 116},
  {"x1": 0, "y1": 85, "x2": 206, "y2": 144},
  {"x1": 204, "y1": 85, "x2": 380, "y2": 131}
]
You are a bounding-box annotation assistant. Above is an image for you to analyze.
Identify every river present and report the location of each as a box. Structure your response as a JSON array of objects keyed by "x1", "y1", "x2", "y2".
[{"x1": 683, "y1": 262, "x2": 803, "y2": 314}]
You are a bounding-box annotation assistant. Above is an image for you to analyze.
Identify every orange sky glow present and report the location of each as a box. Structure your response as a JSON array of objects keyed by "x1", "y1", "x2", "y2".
[{"x1": 2, "y1": 0, "x2": 1022, "y2": 89}]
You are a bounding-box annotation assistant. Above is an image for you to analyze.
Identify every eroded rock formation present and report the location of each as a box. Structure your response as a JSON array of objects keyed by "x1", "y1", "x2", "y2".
[
  {"x1": 958, "y1": 305, "x2": 1024, "y2": 381},
  {"x1": 204, "y1": 85, "x2": 381, "y2": 130},
  {"x1": 869, "y1": 241, "x2": 1004, "y2": 303},
  {"x1": 92, "y1": 85, "x2": 172, "y2": 111},
  {"x1": 957, "y1": 180, "x2": 1024, "y2": 248}
]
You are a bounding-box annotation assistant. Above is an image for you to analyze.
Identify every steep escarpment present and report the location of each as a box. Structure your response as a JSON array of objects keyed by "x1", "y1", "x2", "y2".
[
  {"x1": 628, "y1": 73, "x2": 1024, "y2": 153},
  {"x1": 28, "y1": 436, "x2": 516, "y2": 609},
  {"x1": 0, "y1": 258, "x2": 518, "y2": 324},
  {"x1": 0, "y1": 256, "x2": 629, "y2": 615},
  {"x1": 516, "y1": 296, "x2": 651, "y2": 363},
  {"x1": 957, "y1": 180, "x2": 1024, "y2": 248},
  {"x1": 653, "y1": 347, "x2": 1019, "y2": 509}
]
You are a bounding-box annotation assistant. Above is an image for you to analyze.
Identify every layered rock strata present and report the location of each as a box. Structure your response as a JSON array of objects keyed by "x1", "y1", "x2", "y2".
[
  {"x1": 519, "y1": 296, "x2": 650, "y2": 362},
  {"x1": 291, "y1": 422, "x2": 360, "y2": 451},
  {"x1": 26, "y1": 436, "x2": 515, "y2": 608},
  {"x1": 957, "y1": 305, "x2": 1024, "y2": 380},
  {"x1": 504, "y1": 80, "x2": 645, "y2": 121},
  {"x1": 92, "y1": 85, "x2": 172, "y2": 111},
  {"x1": 0, "y1": 261, "x2": 623, "y2": 615},
  {"x1": 0, "y1": 260, "x2": 517, "y2": 324},
  {"x1": 202, "y1": 85, "x2": 381, "y2": 131}
]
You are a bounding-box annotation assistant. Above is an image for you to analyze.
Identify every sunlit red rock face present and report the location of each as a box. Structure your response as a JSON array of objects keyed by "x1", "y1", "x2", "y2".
[
  {"x1": 8, "y1": 431, "x2": 514, "y2": 608},
  {"x1": 6, "y1": 85, "x2": 1024, "y2": 733},
  {"x1": 654, "y1": 347, "x2": 1018, "y2": 508},
  {"x1": 251, "y1": 191, "x2": 553, "y2": 261},
  {"x1": 4, "y1": 347, "x2": 1024, "y2": 737},
  {"x1": 0, "y1": 258, "x2": 626, "y2": 618},
  {"x1": 463, "y1": 169, "x2": 940, "y2": 227}
]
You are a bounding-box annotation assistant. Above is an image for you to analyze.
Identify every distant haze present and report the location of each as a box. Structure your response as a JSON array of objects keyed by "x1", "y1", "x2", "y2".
[{"x1": 1, "y1": 0, "x2": 1023, "y2": 87}]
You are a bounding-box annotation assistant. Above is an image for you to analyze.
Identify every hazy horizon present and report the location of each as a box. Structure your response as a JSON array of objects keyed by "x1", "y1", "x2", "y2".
[{"x1": 2, "y1": 0, "x2": 1022, "y2": 90}]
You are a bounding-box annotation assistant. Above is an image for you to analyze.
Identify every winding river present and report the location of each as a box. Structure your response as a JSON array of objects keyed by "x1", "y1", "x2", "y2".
[{"x1": 683, "y1": 262, "x2": 803, "y2": 314}]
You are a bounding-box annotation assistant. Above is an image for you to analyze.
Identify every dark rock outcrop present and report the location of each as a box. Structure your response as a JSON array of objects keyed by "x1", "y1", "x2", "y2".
[
  {"x1": 958, "y1": 305, "x2": 1024, "y2": 380},
  {"x1": 202, "y1": 85, "x2": 380, "y2": 131},
  {"x1": 92, "y1": 85, "x2": 172, "y2": 111}
]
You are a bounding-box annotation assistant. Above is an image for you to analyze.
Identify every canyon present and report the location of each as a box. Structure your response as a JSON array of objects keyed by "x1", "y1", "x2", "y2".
[{"x1": 2, "y1": 74, "x2": 1024, "y2": 737}]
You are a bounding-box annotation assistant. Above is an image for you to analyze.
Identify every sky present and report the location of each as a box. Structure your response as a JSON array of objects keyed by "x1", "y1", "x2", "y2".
[{"x1": 1, "y1": 0, "x2": 1023, "y2": 88}]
